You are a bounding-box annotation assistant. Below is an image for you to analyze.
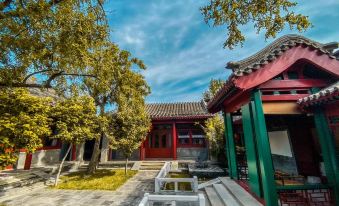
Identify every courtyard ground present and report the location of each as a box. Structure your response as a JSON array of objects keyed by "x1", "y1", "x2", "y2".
[
  {"x1": 54, "y1": 169, "x2": 137, "y2": 191},
  {"x1": 0, "y1": 170, "x2": 157, "y2": 206}
]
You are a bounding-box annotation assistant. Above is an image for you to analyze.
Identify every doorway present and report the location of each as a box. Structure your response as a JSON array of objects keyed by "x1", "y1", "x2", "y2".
[
  {"x1": 145, "y1": 124, "x2": 172, "y2": 158},
  {"x1": 83, "y1": 140, "x2": 95, "y2": 161}
]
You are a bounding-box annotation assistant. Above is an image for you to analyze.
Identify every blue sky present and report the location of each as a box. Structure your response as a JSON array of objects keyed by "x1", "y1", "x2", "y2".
[{"x1": 106, "y1": 0, "x2": 339, "y2": 103}]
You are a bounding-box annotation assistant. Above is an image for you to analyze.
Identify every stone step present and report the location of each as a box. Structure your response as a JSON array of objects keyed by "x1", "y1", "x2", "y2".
[
  {"x1": 141, "y1": 161, "x2": 165, "y2": 163},
  {"x1": 139, "y1": 167, "x2": 163, "y2": 171},
  {"x1": 197, "y1": 177, "x2": 221, "y2": 189},
  {"x1": 140, "y1": 165, "x2": 164, "y2": 168},
  {"x1": 138, "y1": 161, "x2": 165, "y2": 171},
  {"x1": 0, "y1": 181, "x2": 47, "y2": 202},
  {"x1": 205, "y1": 186, "x2": 224, "y2": 206},
  {"x1": 213, "y1": 183, "x2": 241, "y2": 206},
  {"x1": 0, "y1": 176, "x2": 44, "y2": 191},
  {"x1": 140, "y1": 164, "x2": 165, "y2": 167},
  {"x1": 140, "y1": 162, "x2": 165, "y2": 165},
  {"x1": 140, "y1": 166, "x2": 163, "y2": 168},
  {"x1": 219, "y1": 177, "x2": 263, "y2": 206},
  {"x1": 131, "y1": 161, "x2": 141, "y2": 170},
  {"x1": 199, "y1": 190, "x2": 211, "y2": 206}
]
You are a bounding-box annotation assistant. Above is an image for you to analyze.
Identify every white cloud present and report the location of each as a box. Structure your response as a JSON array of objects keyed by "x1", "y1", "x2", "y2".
[{"x1": 107, "y1": 0, "x2": 339, "y2": 102}]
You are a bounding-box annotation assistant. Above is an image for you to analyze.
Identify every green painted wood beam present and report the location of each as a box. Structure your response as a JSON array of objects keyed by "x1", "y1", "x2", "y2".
[
  {"x1": 224, "y1": 112, "x2": 238, "y2": 179},
  {"x1": 223, "y1": 112, "x2": 232, "y2": 177},
  {"x1": 314, "y1": 108, "x2": 339, "y2": 205},
  {"x1": 241, "y1": 103, "x2": 262, "y2": 197},
  {"x1": 251, "y1": 90, "x2": 278, "y2": 206}
]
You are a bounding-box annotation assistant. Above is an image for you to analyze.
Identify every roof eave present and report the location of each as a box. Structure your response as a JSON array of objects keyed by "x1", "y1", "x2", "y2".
[
  {"x1": 151, "y1": 115, "x2": 214, "y2": 121},
  {"x1": 207, "y1": 86, "x2": 239, "y2": 113}
]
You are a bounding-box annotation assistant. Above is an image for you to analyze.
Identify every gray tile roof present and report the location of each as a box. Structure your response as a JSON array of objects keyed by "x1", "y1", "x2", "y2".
[
  {"x1": 334, "y1": 50, "x2": 339, "y2": 58},
  {"x1": 297, "y1": 81, "x2": 339, "y2": 105},
  {"x1": 227, "y1": 34, "x2": 338, "y2": 77},
  {"x1": 146, "y1": 101, "x2": 213, "y2": 120}
]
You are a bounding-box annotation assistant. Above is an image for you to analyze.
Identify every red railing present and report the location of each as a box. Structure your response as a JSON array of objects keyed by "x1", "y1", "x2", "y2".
[{"x1": 277, "y1": 187, "x2": 334, "y2": 206}]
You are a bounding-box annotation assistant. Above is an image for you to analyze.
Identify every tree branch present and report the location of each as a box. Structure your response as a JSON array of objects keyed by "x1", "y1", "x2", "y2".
[
  {"x1": 0, "y1": 0, "x2": 13, "y2": 11},
  {"x1": 0, "y1": 82, "x2": 52, "y2": 88},
  {"x1": 44, "y1": 71, "x2": 97, "y2": 88},
  {"x1": 23, "y1": 69, "x2": 54, "y2": 83},
  {"x1": 1, "y1": 71, "x2": 96, "y2": 89},
  {"x1": 0, "y1": 0, "x2": 65, "y2": 20},
  {"x1": 44, "y1": 71, "x2": 64, "y2": 87}
]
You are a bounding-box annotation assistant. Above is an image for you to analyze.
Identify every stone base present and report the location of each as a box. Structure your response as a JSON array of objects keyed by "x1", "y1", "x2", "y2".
[
  {"x1": 177, "y1": 148, "x2": 208, "y2": 160},
  {"x1": 188, "y1": 163, "x2": 225, "y2": 178}
]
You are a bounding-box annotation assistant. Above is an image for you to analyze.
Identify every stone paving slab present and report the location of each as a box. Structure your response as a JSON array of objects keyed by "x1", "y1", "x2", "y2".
[{"x1": 0, "y1": 171, "x2": 157, "y2": 206}]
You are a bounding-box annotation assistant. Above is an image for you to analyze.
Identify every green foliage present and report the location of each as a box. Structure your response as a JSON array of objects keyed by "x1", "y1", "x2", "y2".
[
  {"x1": 203, "y1": 79, "x2": 225, "y2": 103},
  {"x1": 0, "y1": 0, "x2": 108, "y2": 88},
  {"x1": 201, "y1": 79, "x2": 226, "y2": 157},
  {"x1": 51, "y1": 96, "x2": 100, "y2": 144},
  {"x1": 0, "y1": 0, "x2": 151, "y2": 174},
  {"x1": 201, "y1": 0, "x2": 312, "y2": 49},
  {"x1": 84, "y1": 42, "x2": 150, "y2": 174},
  {"x1": 110, "y1": 97, "x2": 151, "y2": 159},
  {"x1": 202, "y1": 115, "x2": 225, "y2": 156},
  {"x1": 53, "y1": 169, "x2": 137, "y2": 191},
  {"x1": 109, "y1": 69, "x2": 151, "y2": 159},
  {"x1": 84, "y1": 43, "x2": 149, "y2": 107},
  {"x1": 0, "y1": 89, "x2": 52, "y2": 168}
]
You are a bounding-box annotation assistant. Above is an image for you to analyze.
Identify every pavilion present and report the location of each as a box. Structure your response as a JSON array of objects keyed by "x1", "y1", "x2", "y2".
[{"x1": 207, "y1": 35, "x2": 339, "y2": 206}]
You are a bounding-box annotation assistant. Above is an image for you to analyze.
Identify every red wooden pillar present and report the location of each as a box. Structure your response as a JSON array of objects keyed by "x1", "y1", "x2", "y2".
[
  {"x1": 172, "y1": 123, "x2": 177, "y2": 160},
  {"x1": 71, "y1": 144, "x2": 76, "y2": 161},
  {"x1": 140, "y1": 141, "x2": 145, "y2": 160},
  {"x1": 24, "y1": 153, "x2": 32, "y2": 170},
  {"x1": 108, "y1": 148, "x2": 112, "y2": 161}
]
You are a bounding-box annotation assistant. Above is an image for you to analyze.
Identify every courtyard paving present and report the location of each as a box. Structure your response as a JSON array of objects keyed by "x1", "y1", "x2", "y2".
[{"x1": 0, "y1": 170, "x2": 158, "y2": 206}]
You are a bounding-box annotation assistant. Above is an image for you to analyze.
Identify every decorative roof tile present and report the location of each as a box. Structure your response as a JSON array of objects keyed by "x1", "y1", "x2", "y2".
[
  {"x1": 226, "y1": 34, "x2": 338, "y2": 77},
  {"x1": 297, "y1": 81, "x2": 339, "y2": 106},
  {"x1": 334, "y1": 50, "x2": 339, "y2": 58},
  {"x1": 146, "y1": 101, "x2": 213, "y2": 120}
]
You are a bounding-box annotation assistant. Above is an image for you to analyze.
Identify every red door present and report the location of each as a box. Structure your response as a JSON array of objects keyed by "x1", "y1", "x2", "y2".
[{"x1": 145, "y1": 129, "x2": 172, "y2": 158}]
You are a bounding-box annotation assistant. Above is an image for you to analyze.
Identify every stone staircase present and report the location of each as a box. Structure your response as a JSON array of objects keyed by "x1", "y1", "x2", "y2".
[
  {"x1": 0, "y1": 168, "x2": 53, "y2": 199},
  {"x1": 139, "y1": 161, "x2": 166, "y2": 170},
  {"x1": 199, "y1": 177, "x2": 263, "y2": 206}
]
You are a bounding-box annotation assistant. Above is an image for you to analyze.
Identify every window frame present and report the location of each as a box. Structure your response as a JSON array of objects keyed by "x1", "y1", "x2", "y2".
[{"x1": 177, "y1": 128, "x2": 206, "y2": 148}]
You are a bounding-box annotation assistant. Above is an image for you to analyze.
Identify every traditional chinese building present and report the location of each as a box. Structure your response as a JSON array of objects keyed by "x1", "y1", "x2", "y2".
[
  {"x1": 107, "y1": 101, "x2": 213, "y2": 161},
  {"x1": 207, "y1": 35, "x2": 339, "y2": 206},
  {"x1": 140, "y1": 101, "x2": 213, "y2": 160}
]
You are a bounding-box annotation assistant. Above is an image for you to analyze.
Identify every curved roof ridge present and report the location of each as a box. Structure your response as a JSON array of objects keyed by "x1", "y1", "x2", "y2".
[
  {"x1": 297, "y1": 81, "x2": 339, "y2": 106},
  {"x1": 227, "y1": 34, "x2": 337, "y2": 76}
]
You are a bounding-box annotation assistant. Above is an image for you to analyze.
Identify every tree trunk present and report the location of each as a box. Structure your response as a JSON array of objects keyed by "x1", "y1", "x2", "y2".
[
  {"x1": 87, "y1": 137, "x2": 101, "y2": 174},
  {"x1": 125, "y1": 158, "x2": 128, "y2": 175},
  {"x1": 87, "y1": 104, "x2": 105, "y2": 174},
  {"x1": 54, "y1": 143, "x2": 72, "y2": 186}
]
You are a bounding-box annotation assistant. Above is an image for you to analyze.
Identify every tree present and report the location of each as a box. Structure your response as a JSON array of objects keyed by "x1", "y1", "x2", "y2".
[
  {"x1": 51, "y1": 95, "x2": 100, "y2": 186},
  {"x1": 201, "y1": 0, "x2": 312, "y2": 49},
  {"x1": 201, "y1": 115, "x2": 225, "y2": 159},
  {"x1": 110, "y1": 95, "x2": 151, "y2": 175},
  {"x1": 201, "y1": 79, "x2": 226, "y2": 159},
  {"x1": 0, "y1": 89, "x2": 52, "y2": 169},
  {"x1": 203, "y1": 79, "x2": 225, "y2": 103},
  {"x1": 84, "y1": 43, "x2": 150, "y2": 174},
  {"x1": 0, "y1": 0, "x2": 108, "y2": 89}
]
